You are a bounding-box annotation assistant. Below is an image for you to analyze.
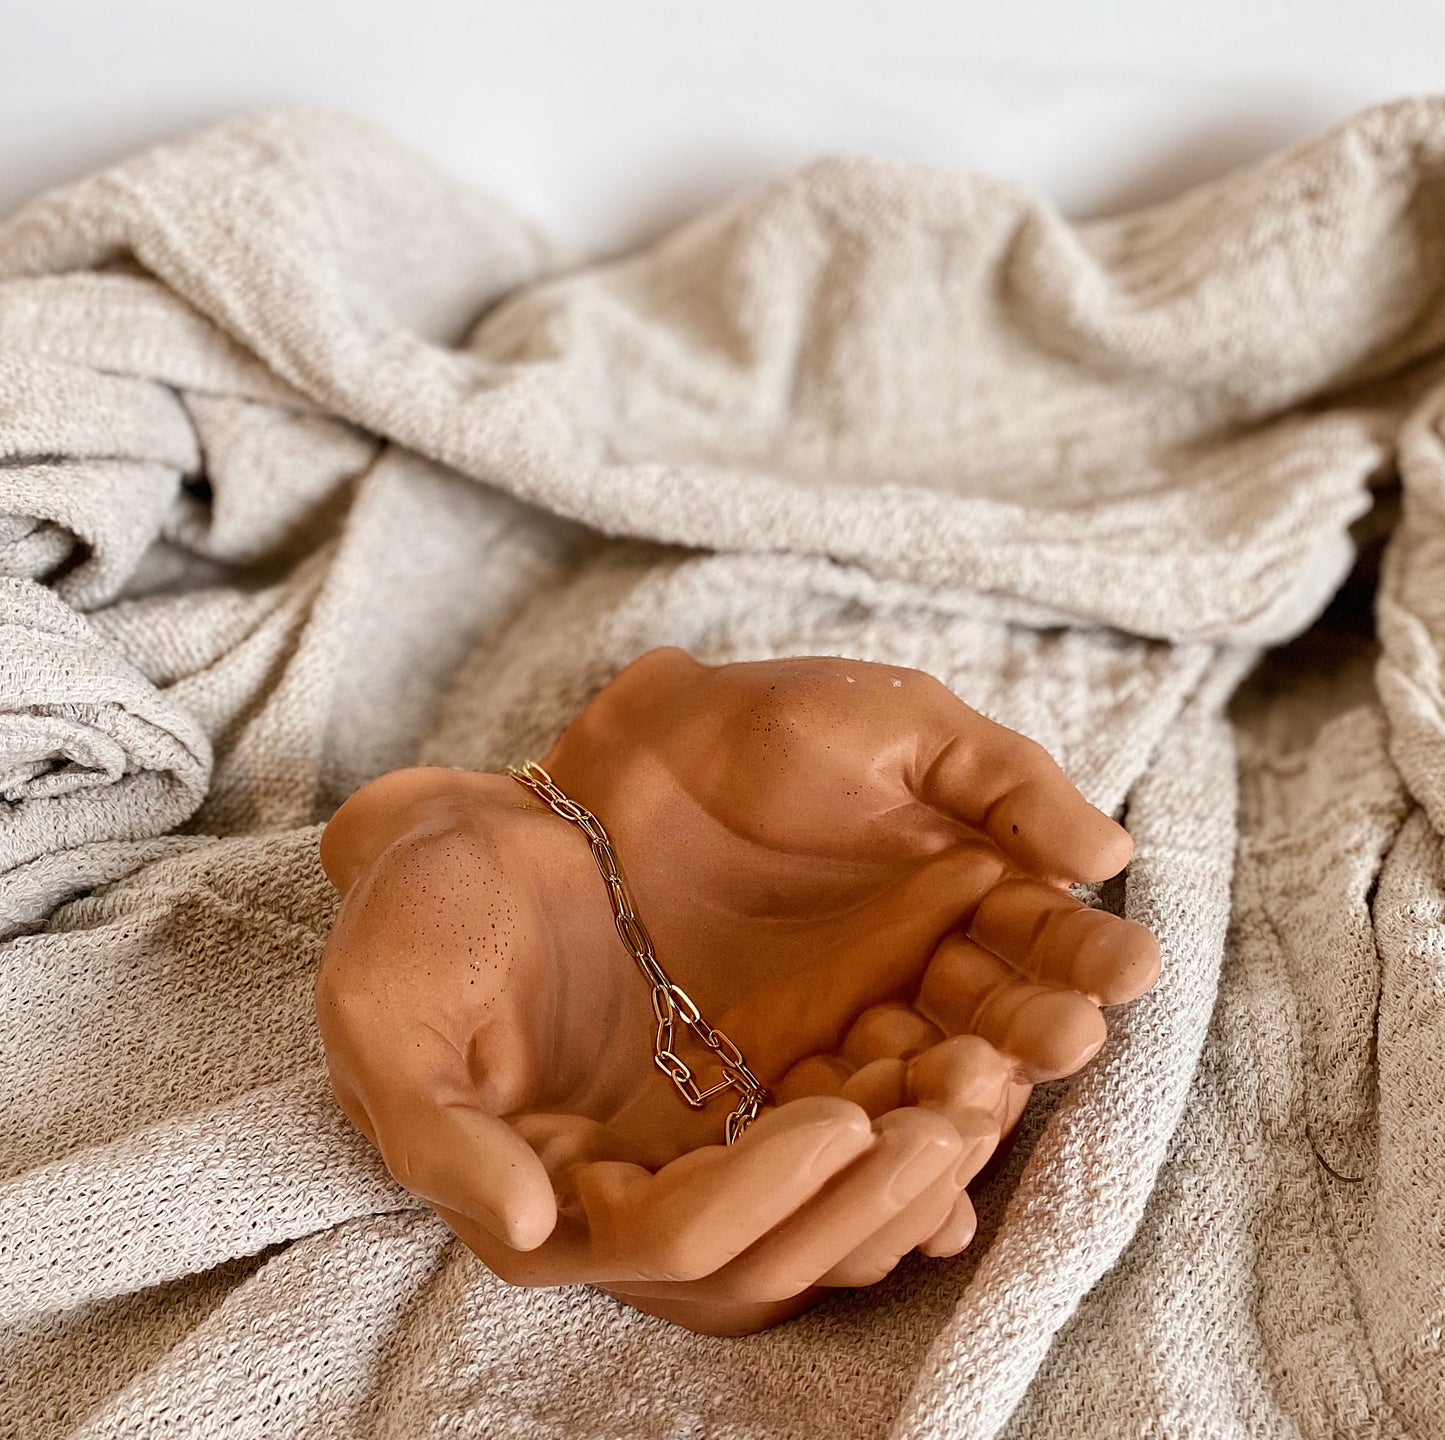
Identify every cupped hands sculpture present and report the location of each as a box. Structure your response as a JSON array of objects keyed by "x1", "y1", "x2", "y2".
[{"x1": 316, "y1": 648, "x2": 1159, "y2": 1335}]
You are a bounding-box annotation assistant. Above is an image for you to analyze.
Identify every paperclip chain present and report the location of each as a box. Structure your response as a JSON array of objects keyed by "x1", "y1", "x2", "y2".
[{"x1": 504, "y1": 760, "x2": 770, "y2": 1145}]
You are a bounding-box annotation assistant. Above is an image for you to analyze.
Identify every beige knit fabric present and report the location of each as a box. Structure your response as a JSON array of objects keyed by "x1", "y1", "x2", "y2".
[{"x1": 2, "y1": 100, "x2": 1443, "y2": 1438}]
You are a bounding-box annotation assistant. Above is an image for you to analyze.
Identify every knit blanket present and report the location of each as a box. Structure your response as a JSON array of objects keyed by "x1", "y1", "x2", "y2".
[{"x1": 3, "y1": 99, "x2": 1442, "y2": 1439}]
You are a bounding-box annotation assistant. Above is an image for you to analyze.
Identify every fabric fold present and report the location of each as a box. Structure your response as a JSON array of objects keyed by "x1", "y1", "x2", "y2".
[
  {"x1": 0, "y1": 1070, "x2": 420, "y2": 1329},
  {"x1": 0, "y1": 577, "x2": 211, "y2": 936}
]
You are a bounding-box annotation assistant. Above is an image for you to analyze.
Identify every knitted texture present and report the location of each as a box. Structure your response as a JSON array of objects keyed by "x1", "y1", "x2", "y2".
[{"x1": 3, "y1": 101, "x2": 1444, "y2": 1438}]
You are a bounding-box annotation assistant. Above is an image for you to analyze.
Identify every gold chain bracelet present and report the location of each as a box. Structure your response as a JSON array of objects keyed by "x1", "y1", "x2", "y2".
[{"x1": 504, "y1": 760, "x2": 770, "y2": 1146}]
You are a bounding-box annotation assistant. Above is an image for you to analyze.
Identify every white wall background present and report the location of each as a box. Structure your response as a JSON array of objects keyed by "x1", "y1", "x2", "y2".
[{"x1": 3, "y1": 1, "x2": 1439, "y2": 253}]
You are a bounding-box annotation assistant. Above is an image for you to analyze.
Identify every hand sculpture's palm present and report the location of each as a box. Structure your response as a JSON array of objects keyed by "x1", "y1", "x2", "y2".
[{"x1": 316, "y1": 649, "x2": 1159, "y2": 1334}]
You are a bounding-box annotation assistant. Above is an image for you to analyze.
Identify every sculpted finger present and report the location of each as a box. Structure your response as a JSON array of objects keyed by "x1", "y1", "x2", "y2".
[
  {"x1": 772, "y1": 1054, "x2": 855, "y2": 1103},
  {"x1": 819, "y1": 1052, "x2": 1002, "y2": 1288},
  {"x1": 915, "y1": 695, "x2": 1132, "y2": 882},
  {"x1": 467, "y1": 1097, "x2": 875, "y2": 1286},
  {"x1": 436, "y1": 1198, "x2": 599, "y2": 1288},
  {"x1": 442, "y1": 1098, "x2": 876, "y2": 1290},
  {"x1": 906, "y1": 1033, "x2": 1016, "y2": 1134},
  {"x1": 364, "y1": 1086, "x2": 559, "y2": 1251},
  {"x1": 916, "y1": 936, "x2": 1107, "y2": 1081},
  {"x1": 969, "y1": 878, "x2": 1162, "y2": 1004},
  {"x1": 570, "y1": 1096, "x2": 875, "y2": 1283},
  {"x1": 682, "y1": 1107, "x2": 965, "y2": 1304},
  {"x1": 918, "y1": 1189, "x2": 980, "y2": 1258},
  {"x1": 839, "y1": 1057, "x2": 908, "y2": 1118},
  {"x1": 428, "y1": 1115, "x2": 650, "y2": 1285},
  {"x1": 840, "y1": 1004, "x2": 945, "y2": 1067},
  {"x1": 814, "y1": 1164, "x2": 965, "y2": 1287},
  {"x1": 903, "y1": 1037, "x2": 1006, "y2": 1260},
  {"x1": 845, "y1": 1037, "x2": 1011, "y2": 1146},
  {"x1": 337, "y1": 1024, "x2": 558, "y2": 1252}
]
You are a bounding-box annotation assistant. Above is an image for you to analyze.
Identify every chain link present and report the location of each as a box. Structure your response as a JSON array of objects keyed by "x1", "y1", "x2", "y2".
[{"x1": 504, "y1": 759, "x2": 771, "y2": 1145}]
